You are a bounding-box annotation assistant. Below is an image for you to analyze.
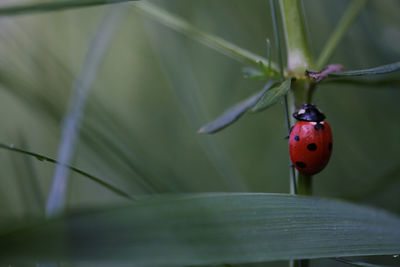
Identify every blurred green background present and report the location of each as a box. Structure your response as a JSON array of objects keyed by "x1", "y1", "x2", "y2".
[{"x1": 0, "y1": 0, "x2": 399, "y2": 265}]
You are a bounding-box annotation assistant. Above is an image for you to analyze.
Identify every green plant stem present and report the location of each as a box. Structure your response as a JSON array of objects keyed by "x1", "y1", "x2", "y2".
[
  {"x1": 279, "y1": 0, "x2": 313, "y2": 76},
  {"x1": 289, "y1": 81, "x2": 313, "y2": 198},
  {"x1": 269, "y1": 0, "x2": 296, "y2": 193},
  {"x1": 316, "y1": 0, "x2": 367, "y2": 69},
  {"x1": 296, "y1": 173, "x2": 312, "y2": 196},
  {"x1": 279, "y1": 1, "x2": 314, "y2": 266}
]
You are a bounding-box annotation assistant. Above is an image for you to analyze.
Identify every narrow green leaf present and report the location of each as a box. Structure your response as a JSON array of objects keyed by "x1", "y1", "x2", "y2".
[
  {"x1": 250, "y1": 78, "x2": 291, "y2": 112},
  {"x1": 0, "y1": 0, "x2": 139, "y2": 16},
  {"x1": 0, "y1": 193, "x2": 399, "y2": 264},
  {"x1": 144, "y1": 25, "x2": 248, "y2": 190},
  {"x1": 316, "y1": 0, "x2": 367, "y2": 69},
  {"x1": 8, "y1": 136, "x2": 44, "y2": 215},
  {"x1": 46, "y1": 6, "x2": 126, "y2": 216},
  {"x1": 329, "y1": 62, "x2": 400, "y2": 77},
  {"x1": 0, "y1": 143, "x2": 134, "y2": 201},
  {"x1": 266, "y1": 38, "x2": 272, "y2": 71},
  {"x1": 0, "y1": 22, "x2": 159, "y2": 195},
  {"x1": 243, "y1": 61, "x2": 275, "y2": 80},
  {"x1": 242, "y1": 67, "x2": 266, "y2": 79},
  {"x1": 135, "y1": 2, "x2": 279, "y2": 73},
  {"x1": 198, "y1": 81, "x2": 277, "y2": 134},
  {"x1": 0, "y1": 0, "x2": 137, "y2": 16}
]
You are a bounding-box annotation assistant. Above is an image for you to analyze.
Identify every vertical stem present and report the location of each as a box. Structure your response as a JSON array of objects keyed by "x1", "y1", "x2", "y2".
[
  {"x1": 288, "y1": 80, "x2": 313, "y2": 198},
  {"x1": 296, "y1": 173, "x2": 312, "y2": 195},
  {"x1": 279, "y1": 0, "x2": 313, "y2": 76},
  {"x1": 270, "y1": 0, "x2": 296, "y2": 191},
  {"x1": 279, "y1": 0, "x2": 314, "y2": 139},
  {"x1": 278, "y1": 0, "x2": 314, "y2": 266},
  {"x1": 278, "y1": 0, "x2": 314, "y2": 195}
]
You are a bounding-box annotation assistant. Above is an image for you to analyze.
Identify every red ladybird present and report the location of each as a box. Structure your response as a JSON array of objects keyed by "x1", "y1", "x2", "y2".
[{"x1": 289, "y1": 104, "x2": 332, "y2": 175}]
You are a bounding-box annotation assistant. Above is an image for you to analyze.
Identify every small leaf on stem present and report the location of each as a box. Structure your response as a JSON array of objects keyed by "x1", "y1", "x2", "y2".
[
  {"x1": 136, "y1": 2, "x2": 279, "y2": 71},
  {"x1": 198, "y1": 80, "x2": 278, "y2": 134},
  {"x1": 250, "y1": 78, "x2": 292, "y2": 113},
  {"x1": 242, "y1": 67, "x2": 266, "y2": 80},
  {"x1": 328, "y1": 61, "x2": 400, "y2": 77}
]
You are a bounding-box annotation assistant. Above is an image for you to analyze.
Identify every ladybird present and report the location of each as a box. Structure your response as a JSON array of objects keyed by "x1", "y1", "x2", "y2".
[{"x1": 289, "y1": 104, "x2": 333, "y2": 175}]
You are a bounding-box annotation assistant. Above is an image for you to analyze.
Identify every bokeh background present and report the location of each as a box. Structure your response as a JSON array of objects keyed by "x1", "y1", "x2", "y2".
[{"x1": 0, "y1": 0, "x2": 399, "y2": 266}]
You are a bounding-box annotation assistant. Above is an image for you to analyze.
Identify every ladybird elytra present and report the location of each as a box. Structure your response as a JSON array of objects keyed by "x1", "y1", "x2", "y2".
[{"x1": 289, "y1": 104, "x2": 333, "y2": 175}]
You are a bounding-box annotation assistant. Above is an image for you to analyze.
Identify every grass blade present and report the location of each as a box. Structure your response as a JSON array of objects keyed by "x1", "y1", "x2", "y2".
[
  {"x1": 142, "y1": 13, "x2": 249, "y2": 191},
  {"x1": 198, "y1": 80, "x2": 277, "y2": 134},
  {"x1": 0, "y1": 20, "x2": 159, "y2": 195},
  {"x1": 0, "y1": 193, "x2": 399, "y2": 264},
  {"x1": 0, "y1": 0, "x2": 137, "y2": 16},
  {"x1": 316, "y1": 0, "x2": 367, "y2": 69},
  {"x1": 8, "y1": 136, "x2": 44, "y2": 215},
  {"x1": 46, "y1": 7, "x2": 127, "y2": 216},
  {"x1": 134, "y1": 2, "x2": 279, "y2": 73},
  {"x1": 328, "y1": 61, "x2": 400, "y2": 77},
  {"x1": 0, "y1": 143, "x2": 133, "y2": 201},
  {"x1": 250, "y1": 78, "x2": 291, "y2": 112},
  {"x1": 335, "y1": 257, "x2": 392, "y2": 267}
]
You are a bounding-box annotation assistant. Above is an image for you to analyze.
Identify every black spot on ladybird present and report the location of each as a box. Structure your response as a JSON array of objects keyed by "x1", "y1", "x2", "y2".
[
  {"x1": 314, "y1": 123, "x2": 325, "y2": 131},
  {"x1": 307, "y1": 143, "x2": 317, "y2": 151},
  {"x1": 328, "y1": 142, "x2": 332, "y2": 151},
  {"x1": 294, "y1": 135, "x2": 300, "y2": 141},
  {"x1": 296, "y1": 161, "x2": 307, "y2": 168}
]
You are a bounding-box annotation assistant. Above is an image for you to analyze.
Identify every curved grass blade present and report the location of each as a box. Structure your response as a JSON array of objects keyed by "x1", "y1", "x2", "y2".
[
  {"x1": 0, "y1": 0, "x2": 137, "y2": 16},
  {"x1": 46, "y1": 6, "x2": 126, "y2": 216},
  {"x1": 8, "y1": 136, "x2": 44, "y2": 215},
  {"x1": 0, "y1": 143, "x2": 134, "y2": 201},
  {"x1": 250, "y1": 78, "x2": 291, "y2": 112},
  {"x1": 0, "y1": 193, "x2": 399, "y2": 264},
  {"x1": 198, "y1": 80, "x2": 277, "y2": 134},
  {"x1": 134, "y1": 2, "x2": 279, "y2": 74},
  {"x1": 329, "y1": 61, "x2": 400, "y2": 78},
  {"x1": 144, "y1": 23, "x2": 248, "y2": 190},
  {"x1": 0, "y1": 20, "x2": 162, "y2": 196}
]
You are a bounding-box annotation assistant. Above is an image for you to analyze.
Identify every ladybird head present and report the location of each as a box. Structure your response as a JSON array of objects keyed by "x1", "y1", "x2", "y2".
[{"x1": 293, "y1": 104, "x2": 325, "y2": 122}]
